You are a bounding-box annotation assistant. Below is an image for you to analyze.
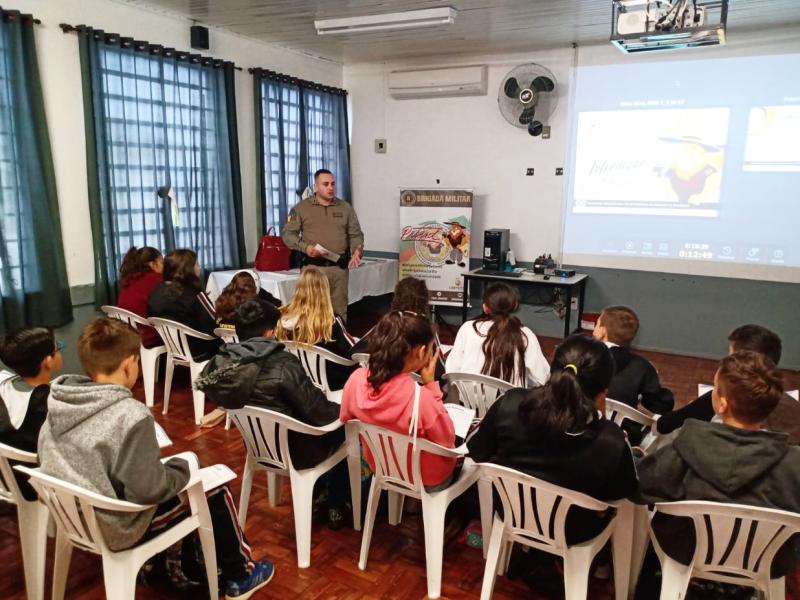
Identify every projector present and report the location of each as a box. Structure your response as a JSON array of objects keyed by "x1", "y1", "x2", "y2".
[{"x1": 611, "y1": 0, "x2": 727, "y2": 54}]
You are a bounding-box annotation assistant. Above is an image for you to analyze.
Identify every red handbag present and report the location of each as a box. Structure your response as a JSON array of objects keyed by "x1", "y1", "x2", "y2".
[{"x1": 254, "y1": 227, "x2": 291, "y2": 271}]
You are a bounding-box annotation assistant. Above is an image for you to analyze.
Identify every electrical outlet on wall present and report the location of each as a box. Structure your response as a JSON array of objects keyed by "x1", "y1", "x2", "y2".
[
  {"x1": 571, "y1": 296, "x2": 578, "y2": 310},
  {"x1": 374, "y1": 139, "x2": 387, "y2": 153}
]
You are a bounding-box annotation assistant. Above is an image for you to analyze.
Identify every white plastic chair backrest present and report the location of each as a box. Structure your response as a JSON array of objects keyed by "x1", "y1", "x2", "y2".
[
  {"x1": 352, "y1": 352, "x2": 370, "y2": 368},
  {"x1": 442, "y1": 372, "x2": 514, "y2": 418},
  {"x1": 100, "y1": 305, "x2": 150, "y2": 329},
  {"x1": 14, "y1": 465, "x2": 149, "y2": 555},
  {"x1": 479, "y1": 462, "x2": 613, "y2": 553},
  {"x1": 699, "y1": 384, "x2": 798, "y2": 401},
  {"x1": 348, "y1": 420, "x2": 459, "y2": 495},
  {"x1": 652, "y1": 500, "x2": 800, "y2": 581},
  {"x1": 605, "y1": 398, "x2": 657, "y2": 430},
  {"x1": 229, "y1": 405, "x2": 340, "y2": 472},
  {"x1": 214, "y1": 328, "x2": 239, "y2": 344},
  {"x1": 282, "y1": 340, "x2": 356, "y2": 393},
  {"x1": 0, "y1": 442, "x2": 37, "y2": 504},
  {"x1": 148, "y1": 317, "x2": 214, "y2": 363}
]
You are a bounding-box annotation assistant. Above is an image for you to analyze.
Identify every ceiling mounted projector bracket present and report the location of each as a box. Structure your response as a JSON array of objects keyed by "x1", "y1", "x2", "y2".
[{"x1": 611, "y1": 0, "x2": 728, "y2": 53}]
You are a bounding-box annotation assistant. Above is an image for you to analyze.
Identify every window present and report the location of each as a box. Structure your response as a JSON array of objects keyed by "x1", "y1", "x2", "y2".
[
  {"x1": 97, "y1": 46, "x2": 236, "y2": 268},
  {"x1": 257, "y1": 74, "x2": 350, "y2": 233}
]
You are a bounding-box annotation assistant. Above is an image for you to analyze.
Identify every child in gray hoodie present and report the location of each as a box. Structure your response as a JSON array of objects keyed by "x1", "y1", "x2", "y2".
[{"x1": 38, "y1": 318, "x2": 273, "y2": 599}]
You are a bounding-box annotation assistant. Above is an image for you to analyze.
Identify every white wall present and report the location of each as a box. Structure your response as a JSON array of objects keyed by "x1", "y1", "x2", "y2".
[
  {"x1": 14, "y1": 0, "x2": 342, "y2": 288},
  {"x1": 345, "y1": 47, "x2": 574, "y2": 263},
  {"x1": 344, "y1": 26, "x2": 800, "y2": 265}
]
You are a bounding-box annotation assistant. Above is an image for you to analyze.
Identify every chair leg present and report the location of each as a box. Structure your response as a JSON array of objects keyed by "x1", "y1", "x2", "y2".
[
  {"x1": 611, "y1": 502, "x2": 634, "y2": 600},
  {"x1": 289, "y1": 470, "x2": 318, "y2": 568},
  {"x1": 238, "y1": 456, "x2": 255, "y2": 528},
  {"x1": 358, "y1": 478, "x2": 383, "y2": 571},
  {"x1": 224, "y1": 412, "x2": 231, "y2": 430},
  {"x1": 498, "y1": 540, "x2": 513, "y2": 576},
  {"x1": 52, "y1": 529, "x2": 73, "y2": 600},
  {"x1": 480, "y1": 515, "x2": 506, "y2": 600},
  {"x1": 563, "y1": 546, "x2": 595, "y2": 600},
  {"x1": 387, "y1": 491, "x2": 405, "y2": 526},
  {"x1": 421, "y1": 497, "x2": 448, "y2": 599},
  {"x1": 17, "y1": 501, "x2": 48, "y2": 600},
  {"x1": 346, "y1": 438, "x2": 363, "y2": 531},
  {"x1": 140, "y1": 348, "x2": 157, "y2": 408},
  {"x1": 101, "y1": 555, "x2": 137, "y2": 600},
  {"x1": 196, "y1": 523, "x2": 219, "y2": 600},
  {"x1": 162, "y1": 356, "x2": 175, "y2": 415},
  {"x1": 629, "y1": 505, "x2": 651, "y2": 600},
  {"x1": 656, "y1": 556, "x2": 693, "y2": 600},
  {"x1": 477, "y1": 478, "x2": 494, "y2": 559},
  {"x1": 765, "y1": 577, "x2": 785, "y2": 600},
  {"x1": 189, "y1": 362, "x2": 206, "y2": 425},
  {"x1": 267, "y1": 472, "x2": 284, "y2": 507}
]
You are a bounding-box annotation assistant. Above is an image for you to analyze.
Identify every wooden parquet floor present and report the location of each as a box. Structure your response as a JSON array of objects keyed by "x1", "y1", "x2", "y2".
[{"x1": 1, "y1": 332, "x2": 799, "y2": 600}]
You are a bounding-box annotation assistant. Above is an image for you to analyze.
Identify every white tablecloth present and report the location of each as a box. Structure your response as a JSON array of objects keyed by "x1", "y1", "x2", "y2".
[{"x1": 206, "y1": 258, "x2": 399, "y2": 304}]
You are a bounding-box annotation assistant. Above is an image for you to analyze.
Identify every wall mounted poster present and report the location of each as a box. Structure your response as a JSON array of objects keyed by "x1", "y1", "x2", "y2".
[{"x1": 399, "y1": 189, "x2": 473, "y2": 306}]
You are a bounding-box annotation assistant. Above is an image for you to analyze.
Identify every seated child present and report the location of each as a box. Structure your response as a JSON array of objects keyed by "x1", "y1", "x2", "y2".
[
  {"x1": 0, "y1": 327, "x2": 63, "y2": 499},
  {"x1": 37, "y1": 318, "x2": 274, "y2": 598},
  {"x1": 657, "y1": 324, "x2": 800, "y2": 444},
  {"x1": 638, "y1": 351, "x2": 800, "y2": 573},
  {"x1": 593, "y1": 306, "x2": 674, "y2": 414},
  {"x1": 468, "y1": 334, "x2": 638, "y2": 544},
  {"x1": 197, "y1": 298, "x2": 349, "y2": 528},
  {"x1": 446, "y1": 282, "x2": 549, "y2": 387},
  {"x1": 340, "y1": 310, "x2": 457, "y2": 490}
]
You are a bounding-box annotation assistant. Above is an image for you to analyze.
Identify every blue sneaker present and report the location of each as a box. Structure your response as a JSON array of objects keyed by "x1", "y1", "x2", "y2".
[{"x1": 224, "y1": 560, "x2": 275, "y2": 599}]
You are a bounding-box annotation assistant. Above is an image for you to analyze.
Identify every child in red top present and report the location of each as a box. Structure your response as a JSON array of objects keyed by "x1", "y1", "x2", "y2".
[
  {"x1": 340, "y1": 311, "x2": 456, "y2": 488},
  {"x1": 117, "y1": 246, "x2": 163, "y2": 348}
]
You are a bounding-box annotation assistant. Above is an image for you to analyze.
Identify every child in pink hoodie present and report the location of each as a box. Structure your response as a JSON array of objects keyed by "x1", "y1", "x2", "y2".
[{"x1": 340, "y1": 310, "x2": 456, "y2": 488}]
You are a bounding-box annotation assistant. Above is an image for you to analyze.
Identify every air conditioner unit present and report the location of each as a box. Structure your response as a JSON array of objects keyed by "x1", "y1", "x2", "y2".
[{"x1": 388, "y1": 65, "x2": 488, "y2": 99}]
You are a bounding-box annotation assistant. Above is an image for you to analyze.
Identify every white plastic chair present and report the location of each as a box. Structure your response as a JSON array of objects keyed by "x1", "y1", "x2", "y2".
[
  {"x1": 148, "y1": 317, "x2": 216, "y2": 425},
  {"x1": 605, "y1": 398, "x2": 661, "y2": 452},
  {"x1": 441, "y1": 372, "x2": 515, "y2": 418},
  {"x1": 228, "y1": 406, "x2": 359, "y2": 568},
  {"x1": 0, "y1": 443, "x2": 48, "y2": 600},
  {"x1": 282, "y1": 340, "x2": 357, "y2": 398},
  {"x1": 15, "y1": 465, "x2": 218, "y2": 600},
  {"x1": 698, "y1": 383, "x2": 798, "y2": 401},
  {"x1": 101, "y1": 305, "x2": 167, "y2": 408},
  {"x1": 477, "y1": 462, "x2": 634, "y2": 600},
  {"x1": 214, "y1": 327, "x2": 239, "y2": 344},
  {"x1": 349, "y1": 420, "x2": 478, "y2": 599},
  {"x1": 649, "y1": 500, "x2": 800, "y2": 600}
]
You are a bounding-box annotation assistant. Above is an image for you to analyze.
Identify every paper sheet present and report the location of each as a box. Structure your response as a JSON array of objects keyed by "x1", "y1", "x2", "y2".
[
  {"x1": 154, "y1": 421, "x2": 172, "y2": 448},
  {"x1": 314, "y1": 243, "x2": 341, "y2": 263},
  {"x1": 198, "y1": 464, "x2": 236, "y2": 493},
  {"x1": 445, "y1": 404, "x2": 476, "y2": 439}
]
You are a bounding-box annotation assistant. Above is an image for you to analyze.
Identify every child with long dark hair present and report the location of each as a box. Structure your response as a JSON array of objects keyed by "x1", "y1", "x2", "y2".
[
  {"x1": 467, "y1": 334, "x2": 638, "y2": 543},
  {"x1": 117, "y1": 246, "x2": 163, "y2": 347},
  {"x1": 147, "y1": 249, "x2": 220, "y2": 359},
  {"x1": 340, "y1": 311, "x2": 457, "y2": 489},
  {"x1": 446, "y1": 282, "x2": 549, "y2": 386}
]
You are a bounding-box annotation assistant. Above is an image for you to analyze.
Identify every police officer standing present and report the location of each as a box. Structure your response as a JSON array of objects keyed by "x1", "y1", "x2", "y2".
[{"x1": 281, "y1": 169, "x2": 364, "y2": 319}]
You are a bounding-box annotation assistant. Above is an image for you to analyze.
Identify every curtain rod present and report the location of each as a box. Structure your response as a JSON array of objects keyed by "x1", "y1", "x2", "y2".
[
  {"x1": 249, "y1": 67, "x2": 347, "y2": 96},
  {"x1": 59, "y1": 23, "x2": 242, "y2": 71},
  {"x1": 1, "y1": 8, "x2": 41, "y2": 25}
]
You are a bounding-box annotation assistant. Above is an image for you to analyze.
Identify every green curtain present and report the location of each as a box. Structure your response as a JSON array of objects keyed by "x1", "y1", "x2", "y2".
[
  {"x1": 253, "y1": 69, "x2": 351, "y2": 234},
  {"x1": 77, "y1": 28, "x2": 244, "y2": 308},
  {"x1": 0, "y1": 10, "x2": 72, "y2": 333}
]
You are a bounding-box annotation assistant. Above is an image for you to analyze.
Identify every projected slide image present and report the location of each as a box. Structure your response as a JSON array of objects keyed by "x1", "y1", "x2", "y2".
[
  {"x1": 743, "y1": 105, "x2": 800, "y2": 172},
  {"x1": 573, "y1": 108, "x2": 730, "y2": 217}
]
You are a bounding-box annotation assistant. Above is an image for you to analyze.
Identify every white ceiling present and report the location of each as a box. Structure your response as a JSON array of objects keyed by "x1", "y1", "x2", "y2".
[{"x1": 119, "y1": 0, "x2": 800, "y2": 63}]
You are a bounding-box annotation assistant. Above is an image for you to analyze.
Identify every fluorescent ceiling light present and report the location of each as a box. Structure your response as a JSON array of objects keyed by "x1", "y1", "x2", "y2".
[{"x1": 315, "y1": 7, "x2": 457, "y2": 35}]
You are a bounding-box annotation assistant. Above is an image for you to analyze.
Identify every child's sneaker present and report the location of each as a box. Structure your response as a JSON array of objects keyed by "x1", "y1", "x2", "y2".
[{"x1": 224, "y1": 560, "x2": 275, "y2": 599}]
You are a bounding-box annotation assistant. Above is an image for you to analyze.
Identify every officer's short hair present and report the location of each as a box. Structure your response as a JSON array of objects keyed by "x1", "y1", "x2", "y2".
[{"x1": 314, "y1": 168, "x2": 334, "y2": 180}]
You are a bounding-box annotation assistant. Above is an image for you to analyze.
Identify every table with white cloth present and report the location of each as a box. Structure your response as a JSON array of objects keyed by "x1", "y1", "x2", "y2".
[{"x1": 206, "y1": 258, "x2": 399, "y2": 304}]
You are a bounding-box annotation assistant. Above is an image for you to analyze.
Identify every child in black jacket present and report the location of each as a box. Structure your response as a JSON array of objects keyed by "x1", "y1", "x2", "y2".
[{"x1": 0, "y1": 327, "x2": 62, "y2": 500}]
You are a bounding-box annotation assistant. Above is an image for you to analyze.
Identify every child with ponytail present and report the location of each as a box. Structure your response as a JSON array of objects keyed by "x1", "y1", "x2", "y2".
[
  {"x1": 340, "y1": 311, "x2": 457, "y2": 489},
  {"x1": 446, "y1": 282, "x2": 549, "y2": 387},
  {"x1": 117, "y1": 246, "x2": 163, "y2": 347},
  {"x1": 467, "y1": 334, "x2": 638, "y2": 543}
]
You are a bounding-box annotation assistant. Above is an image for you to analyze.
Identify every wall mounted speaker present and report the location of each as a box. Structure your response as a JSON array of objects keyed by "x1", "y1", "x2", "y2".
[{"x1": 190, "y1": 25, "x2": 209, "y2": 50}]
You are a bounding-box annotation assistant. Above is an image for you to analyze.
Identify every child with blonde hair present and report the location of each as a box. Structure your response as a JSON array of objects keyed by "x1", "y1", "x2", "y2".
[{"x1": 277, "y1": 266, "x2": 355, "y2": 390}]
